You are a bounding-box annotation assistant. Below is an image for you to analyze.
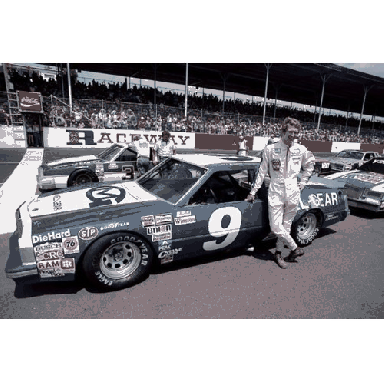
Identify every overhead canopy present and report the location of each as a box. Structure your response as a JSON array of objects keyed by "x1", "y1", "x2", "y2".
[{"x1": 49, "y1": 63, "x2": 384, "y2": 118}]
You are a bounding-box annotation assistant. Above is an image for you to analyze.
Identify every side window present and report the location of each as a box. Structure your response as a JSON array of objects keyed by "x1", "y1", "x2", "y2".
[{"x1": 116, "y1": 149, "x2": 136, "y2": 162}]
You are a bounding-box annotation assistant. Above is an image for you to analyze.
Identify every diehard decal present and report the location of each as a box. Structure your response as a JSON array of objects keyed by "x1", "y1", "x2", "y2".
[
  {"x1": 154, "y1": 213, "x2": 173, "y2": 225},
  {"x1": 146, "y1": 224, "x2": 172, "y2": 235},
  {"x1": 62, "y1": 236, "x2": 80, "y2": 254},
  {"x1": 78, "y1": 227, "x2": 99, "y2": 240},
  {"x1": 174, "y1": 215, "x2": 196, "y2": 225},
  {"x1": 32, "y1": 229, "x2": 71, "y2": 245},
  {"x1": 176, "y1": 210, "x2": 191, "y2": 218}
]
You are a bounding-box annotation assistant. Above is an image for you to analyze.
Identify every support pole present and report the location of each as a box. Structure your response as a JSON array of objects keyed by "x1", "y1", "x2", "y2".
[
  {"x1": 66, "y1": 63, "x2": 72, "y2": 127},
  {"x1": 184, "y1": 63, "x2": 188, "y2": 119},
  {"x1": 262, "y1": 64, "x2": 272, "y2": 126},
  {"x1": 357, "y1": 86, "x2": 372, "y2": 136},
  {"x1": 316, "y1": 74, "x2": 331, "y2": 131}
]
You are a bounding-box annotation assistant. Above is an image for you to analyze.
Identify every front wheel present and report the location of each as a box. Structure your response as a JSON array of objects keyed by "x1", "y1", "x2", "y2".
[
  {"x1": 82, "y1": 232, "x2": 153, "y2": 291},
  {"x1": 291, "y1": 211, "x2": 320, "y2": 246}
]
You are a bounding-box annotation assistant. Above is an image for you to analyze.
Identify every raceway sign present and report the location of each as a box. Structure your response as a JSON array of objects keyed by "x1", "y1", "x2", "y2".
[{"x1": 44, "y1": 127, "x2": 195, "y2": 149}]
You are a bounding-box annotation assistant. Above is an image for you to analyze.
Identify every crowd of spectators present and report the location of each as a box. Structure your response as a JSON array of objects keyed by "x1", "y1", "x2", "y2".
[{"x1": 1, "y1": 65, "x2": 384, "y2": 144}]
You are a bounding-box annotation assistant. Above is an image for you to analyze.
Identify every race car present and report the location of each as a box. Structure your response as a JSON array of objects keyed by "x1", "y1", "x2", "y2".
[
  {"x1": 314, "y1": 150, "x2": 378, "y2": 175},
  {"x1": 325, "y1": 156, "x2": 384, "y2": 212},
  {"x1": 6, "y1": 154, "x2": 349, "y2": 291},
  {"x1": 37, "y1": 143, "x2": 138, "y2": 192}
]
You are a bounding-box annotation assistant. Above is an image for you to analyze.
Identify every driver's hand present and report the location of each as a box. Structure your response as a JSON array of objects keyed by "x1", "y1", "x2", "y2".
[{"x1": 245, "y1": 193, "x2": 255, "y2": 202}]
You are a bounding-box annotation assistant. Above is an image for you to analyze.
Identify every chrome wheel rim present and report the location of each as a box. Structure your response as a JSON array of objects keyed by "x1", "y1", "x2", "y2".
[
  {"x1": 100, "y1": 241, "x2": 141, "y2": 280},
  {"x1": 296, "y1": 213, "x2": 317, "y2": 241}
]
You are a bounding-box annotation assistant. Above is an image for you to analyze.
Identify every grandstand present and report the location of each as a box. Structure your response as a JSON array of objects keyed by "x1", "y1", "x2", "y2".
[{"x1": 1, "y1": 63, "x2": 384, "y2": 145}]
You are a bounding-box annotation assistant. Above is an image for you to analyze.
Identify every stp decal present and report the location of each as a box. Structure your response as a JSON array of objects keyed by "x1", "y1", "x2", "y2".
[{"x1": 78, "y1": 227, "x2": 99, "y2": 240}]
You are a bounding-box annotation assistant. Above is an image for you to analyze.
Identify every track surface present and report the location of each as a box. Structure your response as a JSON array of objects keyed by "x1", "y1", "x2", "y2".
[{"x1": 0, "y1": 148, "x2": 383, "y2": 319}]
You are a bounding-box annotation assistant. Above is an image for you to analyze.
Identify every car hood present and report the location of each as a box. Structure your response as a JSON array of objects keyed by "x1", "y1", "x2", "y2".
[
  {"x1": 28, "y1": 181, "x2": 159, "y2": 218},
  {"x1": 331, "y1": 157, "x2": 359, "y2": 165},
  {"x1": 46, "y1": 154, "x2": 98, "y2": 167},
  {"x1": 332, "y1": 171, "x2": 384, "y2": 191}
]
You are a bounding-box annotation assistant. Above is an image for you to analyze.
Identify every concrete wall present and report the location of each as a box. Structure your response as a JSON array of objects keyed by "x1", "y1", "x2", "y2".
[{"x1": 0, "y1": 125, "x2": 27, "y2": 148}]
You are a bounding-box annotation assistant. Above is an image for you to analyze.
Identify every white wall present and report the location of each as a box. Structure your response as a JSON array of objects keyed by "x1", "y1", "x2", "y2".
[{"x1": 0, "y1": 125, "x2": 27, "y2": 148}]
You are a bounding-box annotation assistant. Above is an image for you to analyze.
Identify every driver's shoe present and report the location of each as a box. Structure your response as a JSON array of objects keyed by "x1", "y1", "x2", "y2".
[
  {"x1": 275, "y1": 252, "x2": 288, "y2": 269},
  {"x1": 285, "y1": 247, "x2": 304, "y2": 262}
]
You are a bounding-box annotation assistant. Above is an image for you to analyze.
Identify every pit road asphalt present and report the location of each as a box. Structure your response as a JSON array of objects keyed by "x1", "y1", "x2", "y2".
[{"x1": 0, "y1": 148, "x2": 383, "y2": 319}]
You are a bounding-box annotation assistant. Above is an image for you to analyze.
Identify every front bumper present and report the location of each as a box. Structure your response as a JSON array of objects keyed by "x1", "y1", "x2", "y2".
[{"x1": 348, "y1": 198, "x2": 384, "y2": 212}]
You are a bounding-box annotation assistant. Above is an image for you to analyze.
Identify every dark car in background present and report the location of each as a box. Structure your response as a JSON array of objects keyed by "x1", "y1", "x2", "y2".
[
  {"x1": 37, "y1": 143, "x2": 138, "y2": 192},
  {"x1": 314, "y1": 150, "x2": 378, "y2": 175},
  {"x1": 325, "y1": 157, "x2": 384, "y2": 212}
]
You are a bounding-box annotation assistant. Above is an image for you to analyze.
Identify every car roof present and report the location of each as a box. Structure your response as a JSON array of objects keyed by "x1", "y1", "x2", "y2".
[{"x1": 173, "y1": 154, "x2": 261, "y2": 168}]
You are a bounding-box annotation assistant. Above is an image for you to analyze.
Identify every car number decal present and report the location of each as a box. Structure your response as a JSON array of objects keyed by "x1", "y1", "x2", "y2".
[
  {"x1": 86, "y1": 186, "x2": 126, "y2": 208},
  {"x1": 203, "y1": 207, "x2": 241, "y2": 251}
]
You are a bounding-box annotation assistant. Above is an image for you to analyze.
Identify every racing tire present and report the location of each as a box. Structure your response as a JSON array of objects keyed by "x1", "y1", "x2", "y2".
[
  {"x1": 68, "y1": 169, "x2": 98, "y2": 187},
  {"x1": 291, "y1": 211, "x2": 320, "y2": 247},
  {"x1": 82, "y1": 232, "x2": 153, "y2": 291}
]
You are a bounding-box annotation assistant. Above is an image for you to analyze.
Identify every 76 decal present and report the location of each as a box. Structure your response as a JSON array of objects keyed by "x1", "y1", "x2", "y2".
[{"x1": 203, "y1": 207, "x2": 241, "y2": 251}]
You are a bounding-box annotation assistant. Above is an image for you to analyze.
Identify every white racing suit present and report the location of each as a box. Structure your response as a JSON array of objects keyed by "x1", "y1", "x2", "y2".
[{"x1": 250, "y1": 140, "x2": 315, "y2": 253}]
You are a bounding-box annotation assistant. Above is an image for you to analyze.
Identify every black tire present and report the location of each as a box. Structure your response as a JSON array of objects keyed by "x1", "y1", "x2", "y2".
[
  {"x1": 291, "y1": 211, "x2": 320, "y2": 246},
  {"x1": 68, "y1": 169, "x2": 98, "y2": 187},
  {"x1": 82, "y1": 232, "x2": 153, "y2": 291}
]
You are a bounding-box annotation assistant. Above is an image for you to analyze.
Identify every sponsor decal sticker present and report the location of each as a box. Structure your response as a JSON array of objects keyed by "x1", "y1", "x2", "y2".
[
  {"x1": 36, "y1": 249, "x2": 64, "y2": 262},
  {"x1": 78, "y1": 227, "x2": 99, "y2": 240},
  {"x1": 174, "y1": 215, "x2": 196, "y2": 225},
  {"x1": 274, "y1": 148, "x2": 281, "y2": 154},
  {"x1": 146, "y1": 224, "x2": 172, "y2": 236},
  {"x1": 158, "y1": 248, "x2": 182, "y2": 259},
  {"x1": 152, "y1": 233, "x2": 172, "y2": 242},
  {"x1": 99, "y1": 222, "x2": 129, "y2": 231},
  {"x1": 37, "y1": 257, "x2": 76, "y2": 278},
  {"x1": 34, "y1": 241, "x2": 62, "y2": 254},
  {"x1": 176, "y1": 210, "x2": 191, "y2": 218},
  {"x1": 32, "y1": 229, "x2": 71, "y2": 245},
  {"x1": 141, "y1": 215, "x2": 155, "y2": 227},
  {"x1": 271, "y1": 158, "x2": 281, "y2": 171},
  {"x1": 158, "y1": 240, "x2": 172, "y2": 252},
  {"x1": 160, "y1": 254, "x2": 174, "y2": 264},
  {"x1": 62, "y1": 236, "x2": 80, "y2": 254},
  {"x1": 325, "y1": 213, "x2": 339, "y2": 221},
  {"x1": 304, "y1": 192, "x2": 338, "y2": 208},
  {"x1": 108, "y1": 163, "x2": 119, "y2": 169},
  {"x1": 291, "y1": 148, "x2": 300, "y2": 155},
  {"x1": 53, "y1": 195, "x2": 62, "y2": 211},
  {"x1": 154, "y1": 213, "x2": 172, "y2": 225}
]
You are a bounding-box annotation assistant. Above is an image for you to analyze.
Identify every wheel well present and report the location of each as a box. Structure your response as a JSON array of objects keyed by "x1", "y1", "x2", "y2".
[
  {"x1": 294, "y1": 208, "x2": 324, "y2": 228},
  {"x1": 77, "y1": 230, "x2": 157, "y2": 273},
  {"x1": 67, "y1": 168, "x2": 99, "y2": 187}
]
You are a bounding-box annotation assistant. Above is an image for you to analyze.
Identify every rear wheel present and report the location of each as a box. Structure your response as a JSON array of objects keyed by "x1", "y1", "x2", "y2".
[
  {"x1": 291, "y1": 211, "x2": 320, "y2": 246},
  {"x1": 82, "y1": 232, "x2": 153, "y2": 291},
  {"x1": 68, "y1": 170, "x2": 98, "y2": 187}
]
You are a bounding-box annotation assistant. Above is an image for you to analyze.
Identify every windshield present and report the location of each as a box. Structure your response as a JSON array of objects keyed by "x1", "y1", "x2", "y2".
[
  {"x1": 336, "y1": 151, "x2": 363, "y2": 160},
  {"x1": 359, "y1": 158, "x2": 384, "y2": 175},
  {"x1": 98, "y1": 144, "x2": 124, "y2": 161},
  {"x1": 138, "y1": 159, "x2": 207, "y2": 203}
]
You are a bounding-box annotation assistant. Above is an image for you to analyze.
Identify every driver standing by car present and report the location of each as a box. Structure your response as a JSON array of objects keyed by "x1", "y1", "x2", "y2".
[
  {"x1": 245, "y1": 117, "x2": 315, "y2": 269},
  {"x1": 153, "y1": 131, "x2": 176, "y2": 165}
]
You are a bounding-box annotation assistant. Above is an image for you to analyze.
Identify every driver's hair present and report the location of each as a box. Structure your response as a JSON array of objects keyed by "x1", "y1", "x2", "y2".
[{"x1": 281, "y1": 117, "x2": 301, "y2": 132}]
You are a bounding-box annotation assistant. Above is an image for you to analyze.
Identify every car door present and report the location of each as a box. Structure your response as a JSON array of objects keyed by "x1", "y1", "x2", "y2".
[
  {"x1": 104, "y1": 148, "x2": 136, "y2": 181},
  {"x1": 170, "y1": 171, "x2": 269, "y2": 258}
]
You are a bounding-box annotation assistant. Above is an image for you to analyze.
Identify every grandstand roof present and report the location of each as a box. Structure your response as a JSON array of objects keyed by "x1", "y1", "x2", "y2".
[{"x1": 59, "y1": 63, "x2": 384, "y2": 117}]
